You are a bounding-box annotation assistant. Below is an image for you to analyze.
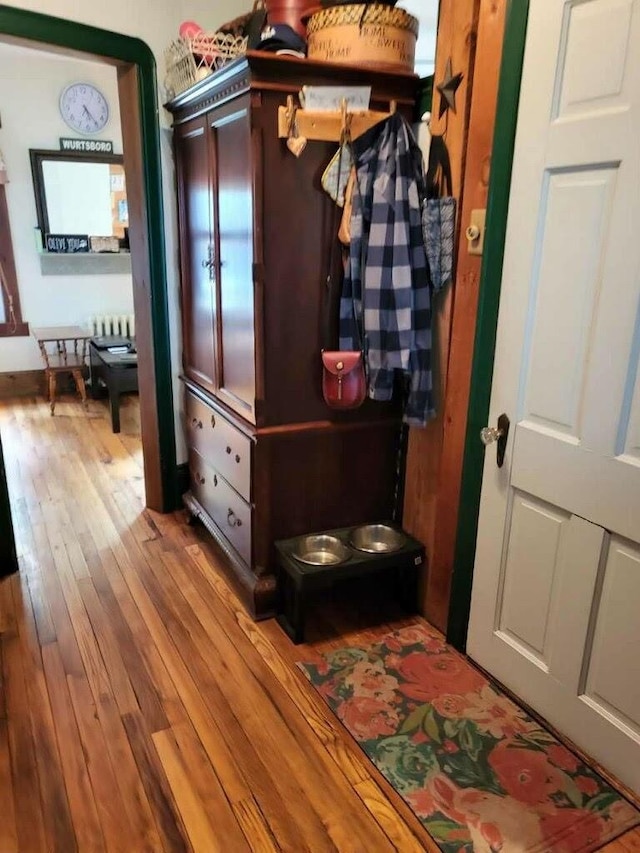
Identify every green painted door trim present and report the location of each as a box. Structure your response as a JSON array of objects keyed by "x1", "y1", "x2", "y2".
[
  {"x1": 446, "y1": 0, "x2": 530, "y2": 651},
  {"x1": 0, "y1": 431, "x2": 18, "y2": 577},
  {"x1": 0, "y1": 5, "x2": 178, "y2": 511}
]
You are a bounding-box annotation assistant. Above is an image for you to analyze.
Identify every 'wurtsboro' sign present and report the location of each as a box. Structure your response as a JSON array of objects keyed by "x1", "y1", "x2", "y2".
[{"x1": 59, "y1": 138, "x2": 114, "y2": 155}]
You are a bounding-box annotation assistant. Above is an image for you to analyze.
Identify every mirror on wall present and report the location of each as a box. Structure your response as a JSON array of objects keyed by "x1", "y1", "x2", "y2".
[{"x1": 29, "y1": 149, "x2": 129, "y2": 250}]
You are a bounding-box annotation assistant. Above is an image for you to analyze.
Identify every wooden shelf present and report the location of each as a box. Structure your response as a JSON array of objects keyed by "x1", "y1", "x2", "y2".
[
  {"x1": 39, "y1": 252, "x2": 132, "y2": 276},
  {"x1": 277, "y1": 95, "x2": 396, "y2": 143}
]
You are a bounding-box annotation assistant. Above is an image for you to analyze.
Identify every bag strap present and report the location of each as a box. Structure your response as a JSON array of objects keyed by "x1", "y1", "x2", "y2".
[
  {"x1": 426, "y1": 135, "x2": 453, "y2": 199},
  {"x1": 323, "y1": 132, "x2": 363, "y2": 351}
]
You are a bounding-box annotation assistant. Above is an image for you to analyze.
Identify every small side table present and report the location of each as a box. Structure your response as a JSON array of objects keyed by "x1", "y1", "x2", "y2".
[
  {"x1": 89, "y1": 338, "x2": 139, "y2": 433},
  {"x1": 275, "y1": 525, "x2": 425, "y2": 644}
]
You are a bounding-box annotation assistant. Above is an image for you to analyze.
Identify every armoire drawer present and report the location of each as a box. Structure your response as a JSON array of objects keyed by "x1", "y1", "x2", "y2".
[
  {"x1": 185, "y1": 389, "x2": 251, "y2": 501},
  {"x1": 189, "y1": 448, "x2": 252, "y2": 566}
]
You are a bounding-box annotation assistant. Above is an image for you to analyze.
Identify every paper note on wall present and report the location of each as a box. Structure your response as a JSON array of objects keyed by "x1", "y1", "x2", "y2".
[
  {"x1": 110, "y1": 173, "x2": 125, "y2": 191},
  {"x1": 300, "y1": 86, "x2": 371, "y2": 111}
]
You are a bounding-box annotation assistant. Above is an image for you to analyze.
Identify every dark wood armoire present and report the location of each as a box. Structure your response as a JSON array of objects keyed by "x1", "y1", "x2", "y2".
[{"x1": 166, "y1": 52, "x2": 419, "y2": 618}]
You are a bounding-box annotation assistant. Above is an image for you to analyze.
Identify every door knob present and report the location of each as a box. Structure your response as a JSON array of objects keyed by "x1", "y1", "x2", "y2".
[
  {"x1": 480, "y1": 426, "x2": 502, "y2": 445},
  {"x1": 201, "y1": 244, "x2": 216, "y2": 282},
  {"x1": 480, "y1": 413, "x2": 510, "y2": 467}
]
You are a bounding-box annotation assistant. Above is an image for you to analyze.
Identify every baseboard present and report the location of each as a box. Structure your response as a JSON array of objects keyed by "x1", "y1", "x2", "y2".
[{"x1": 0, "y1": 370, "x2": 45, "y2": 398}]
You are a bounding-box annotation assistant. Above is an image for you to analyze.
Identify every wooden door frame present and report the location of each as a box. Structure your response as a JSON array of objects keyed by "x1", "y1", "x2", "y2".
[
  {"x1": 447, "y1": 0, "x2": 530, "y2": 649},
  {"x1": 0, "y1": 6, "x2": 177, "y2": 513}
]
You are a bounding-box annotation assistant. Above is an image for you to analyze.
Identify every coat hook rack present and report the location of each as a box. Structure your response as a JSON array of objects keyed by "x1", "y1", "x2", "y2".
[{"x1": 278, "y1": 95, "x2": 397, "y2": 145}]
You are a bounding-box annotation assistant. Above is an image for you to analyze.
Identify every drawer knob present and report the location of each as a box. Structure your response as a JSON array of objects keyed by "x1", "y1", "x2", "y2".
[
  {"x1": 226, "y1": 446, "x2": 232, "y2": 454},
  {"x1": 191, "y1": 417, "x2": 203, "y2": 429},
  {"x1": 227, "y1": 508, "x2": 242, "y2": 528},
  {"x1": 213, "y1": 474, "x2": 218, "y2": 487},
  {"x1": 210, "y1": 415, "x2": 216, "y2": 429},
  {"x1": 235, "y1": 454, "x2": 240, "y2": 464}
]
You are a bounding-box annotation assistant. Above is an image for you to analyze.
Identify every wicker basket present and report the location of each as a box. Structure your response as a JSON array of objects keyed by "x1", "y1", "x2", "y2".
[
  {"x1": 164, "y1": 32, "x2": 248, "y2": 99},
  {"x1": 306, "y1": 4, "x2": 418, "y2": 72}
]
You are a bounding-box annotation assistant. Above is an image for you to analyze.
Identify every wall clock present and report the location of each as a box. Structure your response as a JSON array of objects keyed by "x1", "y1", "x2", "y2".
[{"x1": 59, "y1": 82, "x2": 109, "y2": 134}]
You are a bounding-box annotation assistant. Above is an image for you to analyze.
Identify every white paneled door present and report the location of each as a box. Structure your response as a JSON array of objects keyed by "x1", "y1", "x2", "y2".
[{"x1": 467, "y1": 0, "x2": 640, "y2": 794}]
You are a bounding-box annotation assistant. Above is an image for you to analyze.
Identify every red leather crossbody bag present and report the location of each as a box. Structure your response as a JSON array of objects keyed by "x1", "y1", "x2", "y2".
[{"x1": 321, "y1": 350, "x2": 366, "y2": 409}]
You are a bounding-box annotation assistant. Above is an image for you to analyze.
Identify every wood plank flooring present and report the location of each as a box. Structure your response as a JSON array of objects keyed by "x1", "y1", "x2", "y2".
[{"x1": 0, "y1": 395, "x2": 638, "y2": 852}]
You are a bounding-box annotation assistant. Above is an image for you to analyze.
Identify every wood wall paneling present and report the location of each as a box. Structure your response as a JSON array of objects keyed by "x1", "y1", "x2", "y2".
[
  {"x1": 403, "y1": 0, "x2": 480, "y2": 628},
  {"x1": 403, "y1": 0, "x2": 507, "y2": 631},
  {"x1": 433, "y1": 0, "x2": 508, "y2": 631}
]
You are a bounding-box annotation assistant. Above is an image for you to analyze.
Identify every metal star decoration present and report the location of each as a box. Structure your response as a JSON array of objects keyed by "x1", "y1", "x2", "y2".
[{"x1": 436, "y1": 58, "x2": 464, "y2": 119}]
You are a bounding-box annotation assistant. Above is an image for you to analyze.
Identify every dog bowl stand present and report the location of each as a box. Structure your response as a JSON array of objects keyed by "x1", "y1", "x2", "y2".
[{"x1": 274, "y1": 524, "x2": 425, "y2": 644}]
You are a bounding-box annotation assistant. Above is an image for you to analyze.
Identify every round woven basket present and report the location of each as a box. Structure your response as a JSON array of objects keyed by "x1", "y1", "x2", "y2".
[{"x1": 306, "y1": 4, "x2": 418, "y2": 72}]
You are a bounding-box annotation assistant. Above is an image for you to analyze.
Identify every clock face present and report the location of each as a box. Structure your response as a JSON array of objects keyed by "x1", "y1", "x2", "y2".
[{"x1": 59, "y1": 83, "x2": 109, "y2": 134}]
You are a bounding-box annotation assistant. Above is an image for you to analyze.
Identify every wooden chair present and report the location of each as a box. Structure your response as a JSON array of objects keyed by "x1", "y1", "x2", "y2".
[{"x1": 33, "y1": 328, "x2": 89, "y2": 415}]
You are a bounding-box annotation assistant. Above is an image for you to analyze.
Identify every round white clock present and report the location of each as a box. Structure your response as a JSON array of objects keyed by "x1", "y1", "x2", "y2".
[{"x1": 59, "y1": 82, "x2": 109, "y2": 134}]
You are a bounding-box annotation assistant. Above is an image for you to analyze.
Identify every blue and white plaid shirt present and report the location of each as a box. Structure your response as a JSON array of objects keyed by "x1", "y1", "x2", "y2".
[{"x1": 339, "y1": 113, "x2": 434, "y2": 426}]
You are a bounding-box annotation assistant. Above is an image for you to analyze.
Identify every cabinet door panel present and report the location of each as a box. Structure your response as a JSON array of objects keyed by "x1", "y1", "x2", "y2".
[
  {"x1": 175, "y1": 118, "x2": 216, "y2": 393},
  {"x1": 211, "y1": 102, "x2": 256, "y2": 423}
]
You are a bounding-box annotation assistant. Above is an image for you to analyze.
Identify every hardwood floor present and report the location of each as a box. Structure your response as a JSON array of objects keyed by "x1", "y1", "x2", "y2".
[{"x1": 0, "y1": 395, "x2": 638, "y2": 852}]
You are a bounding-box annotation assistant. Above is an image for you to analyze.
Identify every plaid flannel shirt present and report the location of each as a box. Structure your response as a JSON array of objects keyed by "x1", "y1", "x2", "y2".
[{"x1": 339, "y1": 113, "x2": 434, "y2": 426}]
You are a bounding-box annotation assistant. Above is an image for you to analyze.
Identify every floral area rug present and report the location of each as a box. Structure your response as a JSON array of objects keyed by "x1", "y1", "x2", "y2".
[{"x1": 299, "y1": 623, "x2": 640, "y2": 852}]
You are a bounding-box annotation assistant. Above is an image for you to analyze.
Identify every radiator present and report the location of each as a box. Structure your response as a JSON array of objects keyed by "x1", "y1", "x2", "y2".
[{"x1": 89, "y1": 313, "x2": 135, "y2": 338}]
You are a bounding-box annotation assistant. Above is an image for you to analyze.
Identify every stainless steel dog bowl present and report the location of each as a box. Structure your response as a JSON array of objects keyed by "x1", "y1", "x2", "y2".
[
  {"x1": 349, "y1": 524, "x2": 406, "y2": 554},
  {"x1": 291, "y1": 534, "x2": 351, "y2": 566}
]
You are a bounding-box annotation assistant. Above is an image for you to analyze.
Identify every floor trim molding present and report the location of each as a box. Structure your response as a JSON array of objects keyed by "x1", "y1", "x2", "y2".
[{"x1": 0, "y1": 370, "x2": 46, "y2": 399}]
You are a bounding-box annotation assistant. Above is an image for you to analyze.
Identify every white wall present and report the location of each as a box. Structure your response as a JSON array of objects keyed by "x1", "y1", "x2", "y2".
[
  {"x1": 2, "y1": 0, "x2": 243, "y2": 70},
  {"x1": 401, "y1": 0, "x2": 438, "y2": 77},
  {"x1": 0, "y1": 48, "x2": 134, "y2": 371}
]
